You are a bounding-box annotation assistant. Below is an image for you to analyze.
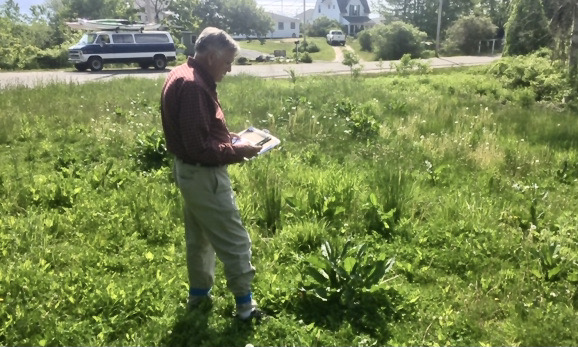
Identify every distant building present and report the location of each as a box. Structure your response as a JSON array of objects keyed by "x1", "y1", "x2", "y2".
[
  {"x1": 310, "y1": 0, "x2": 375, "y2": 35},
  {"x1": 267, "y1": 12, "x2": 301, "y2": 38}
]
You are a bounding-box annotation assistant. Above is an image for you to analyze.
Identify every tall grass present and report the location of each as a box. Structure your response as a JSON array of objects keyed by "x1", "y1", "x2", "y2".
[{"x1": 1, "y1": 66, "x2": 577, "y2": 346}]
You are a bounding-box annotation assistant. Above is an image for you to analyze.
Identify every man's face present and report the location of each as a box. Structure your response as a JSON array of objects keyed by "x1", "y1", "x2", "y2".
[{"x1": 209, "y1": 49, "x2": 236, "y2": 83}]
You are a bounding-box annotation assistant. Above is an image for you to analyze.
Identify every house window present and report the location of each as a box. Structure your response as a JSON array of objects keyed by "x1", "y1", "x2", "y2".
[
  {"x1": 349, "y1": 5, "x2": 360, "y2": 16},
  {"x1": 278, "y1": 22, "x2": 284, "y2": 30},
  {"x1": 290, "y1": 22, "x2": 295, "y2": 29}
]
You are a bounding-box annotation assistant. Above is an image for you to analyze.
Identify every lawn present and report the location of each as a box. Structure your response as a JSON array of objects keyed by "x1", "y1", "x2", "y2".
[
  {"x1": 1, "y1": 57, "x2": 577, "y2": 346},
  {"x1": 238, "y1": 36, "x2": 335, "y2": 62},
  {"x1": 347, "y1": 36, "x2": 376, "y2": 62}
]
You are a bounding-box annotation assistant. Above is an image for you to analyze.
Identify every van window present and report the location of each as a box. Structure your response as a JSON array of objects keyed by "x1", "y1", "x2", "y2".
[
  {"x1": 97, "y1": 34, "x2": 110, "y2": 44},
  {"x1": 79, "y1": 33, "x2": 97, "y2": 44},
  {"x1": 134, "y1": 33, "x2": 170, "y2": 43},
  {"x1": 112, "y1": 34, "x2": 135, "y2": 44}
]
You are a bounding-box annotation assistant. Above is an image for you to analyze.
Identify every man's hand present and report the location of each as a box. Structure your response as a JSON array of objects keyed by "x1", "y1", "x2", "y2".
[{"x1": 245, "y1": 145, "x2": 262, "y2": 158}]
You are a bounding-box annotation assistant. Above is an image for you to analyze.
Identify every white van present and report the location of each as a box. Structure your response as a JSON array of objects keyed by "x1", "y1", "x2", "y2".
[{"x1": 68, "y1": 31, "x2": 176, "y2": 72}]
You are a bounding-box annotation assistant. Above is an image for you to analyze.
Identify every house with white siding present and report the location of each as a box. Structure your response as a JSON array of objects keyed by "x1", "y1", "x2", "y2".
[
  {"x1": 267, "y1": 12, "x2": 301, "y2": 38},
  {"x1": 310, "y1": 0, "x2": 374, "y2": 35}
]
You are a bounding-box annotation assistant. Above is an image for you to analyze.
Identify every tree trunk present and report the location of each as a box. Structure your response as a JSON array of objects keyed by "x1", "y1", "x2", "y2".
[{"x1": 569, "y1": 1, "x2": 578, "y2": 75}]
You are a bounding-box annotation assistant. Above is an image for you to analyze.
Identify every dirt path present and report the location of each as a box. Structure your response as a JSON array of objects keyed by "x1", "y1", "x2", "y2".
[{"x1": 332, "y1": 44, "x2": 364, "y2": 63}]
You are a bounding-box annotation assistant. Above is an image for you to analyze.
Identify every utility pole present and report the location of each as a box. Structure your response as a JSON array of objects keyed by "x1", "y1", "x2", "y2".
[
  {"x1": 303, "y1": 0, "x2": 307, "y2": 42},
  {"x1": 435, "y1": 0, "x2": 443, "y2": 57}
]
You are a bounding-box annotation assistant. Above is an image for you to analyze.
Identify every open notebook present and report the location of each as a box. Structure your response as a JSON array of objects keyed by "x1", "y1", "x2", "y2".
[{"x1": 232, "y1": 127, "x2": 281, "y2": 155}]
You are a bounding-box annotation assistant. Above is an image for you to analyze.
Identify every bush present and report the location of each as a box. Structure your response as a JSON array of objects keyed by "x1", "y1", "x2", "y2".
[
  {"x1": 34, "y1": 46, "x2": 70, "y2": 69},
  {"x1": 300, "y1": 52, "x2": 313, "y2": 63},
  {"x1": 295, "y1": 41, "x2": 320, "y2": 54},
  {"x1": 358, "y1": 30, "x2": 372, "y2": 51},
  {"x1": 370, "y1": 22, "x2": 427, "y2": 60},
  {"x1": 486, "y1": 49, "x2": 574, "y2": 103},
  {"x1": 443, "y1": 15, "x2": 497, "y2": 55}
]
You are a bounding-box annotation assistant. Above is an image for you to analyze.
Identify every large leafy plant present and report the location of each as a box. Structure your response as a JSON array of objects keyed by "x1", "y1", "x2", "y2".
[{"x1": 301, "y1": 240, "x2": 395, "y2": 306}]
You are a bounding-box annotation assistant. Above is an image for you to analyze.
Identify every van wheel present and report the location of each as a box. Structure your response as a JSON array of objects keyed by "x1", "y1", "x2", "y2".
[
  {"x1": 88, "y1": 57, "x2": 103, "y2": 72},
  {"x1": 153, "y1": 55, "x2": 167, "y2": 70},
  {"x1": 139, "y1": 62, "x2": 150, "y2": 69},
  {"x1": 74, "y1": 63, "x2": 88, "y2": 71}
]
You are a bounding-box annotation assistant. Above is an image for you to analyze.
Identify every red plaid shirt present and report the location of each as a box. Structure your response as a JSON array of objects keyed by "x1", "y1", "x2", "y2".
[{"x1": 161, "y1": 57, "x2": 253, "y2": 166}]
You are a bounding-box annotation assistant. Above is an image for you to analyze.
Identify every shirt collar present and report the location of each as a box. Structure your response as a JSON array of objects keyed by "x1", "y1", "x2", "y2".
[{"x1": 187, "y1": 56, "x2": 216, "y2": 91}]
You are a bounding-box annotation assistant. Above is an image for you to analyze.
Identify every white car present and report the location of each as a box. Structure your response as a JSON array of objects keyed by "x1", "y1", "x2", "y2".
[{"x1": 326, "y1": 30, "x2": 346, "y2": 46}]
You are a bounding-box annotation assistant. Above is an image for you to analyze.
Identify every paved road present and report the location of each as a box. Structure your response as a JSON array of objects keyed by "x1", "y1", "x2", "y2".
[{"x1": 0, "y1": 55, "x2": 501, "y2": 89}]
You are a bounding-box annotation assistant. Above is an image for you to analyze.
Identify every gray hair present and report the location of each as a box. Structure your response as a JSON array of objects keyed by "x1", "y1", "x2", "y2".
[{"x1": 194, "y1": 27, "x2": 239, "y2": 56}]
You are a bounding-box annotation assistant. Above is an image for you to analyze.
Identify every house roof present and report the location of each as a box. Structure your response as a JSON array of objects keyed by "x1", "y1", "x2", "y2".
[
  {"x1": 336, "y1": 0, "x2": 370, "y2": 14},
  {"x1": 342, "y1": 15, "x2": 373, "y2": 24},
  {"x1": 266, "y1": 11, "x2": 299, "y2": 22},
  {"x1": 295, "y1": 8, "x2": 314, "y2": 20}
]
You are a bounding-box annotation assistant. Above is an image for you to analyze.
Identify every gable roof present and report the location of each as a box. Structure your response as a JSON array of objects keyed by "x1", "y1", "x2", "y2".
[
  {"x1": 266, "y1": 11, "x2": 300, "y2": 22},
  {"x1": 336, "y1": 0, "x2": 370, "y2": 14}
]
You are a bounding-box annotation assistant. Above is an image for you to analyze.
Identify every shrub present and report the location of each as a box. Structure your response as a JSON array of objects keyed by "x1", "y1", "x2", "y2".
[
  {"x1": 358, "y1": 30, "x2": 372, "y2": 51},
  {"x1": 34, "y1": 46, "x2": 70, "y2": 69},
  {"x1": 300, "y1": 52, "x2": 313, "y2": 63},
  {"x1": 443, "y1": 15, "x2": 497, "y2": 55},
  {"x1": 487, "y1": 49, "x2": 574, "y2": 103},
  {"x1": 370, "y1": 22, "x2": 427, "y2": 60}
]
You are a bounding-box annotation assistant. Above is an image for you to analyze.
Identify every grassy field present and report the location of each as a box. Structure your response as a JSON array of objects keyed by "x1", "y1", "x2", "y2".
[
  {"x1": 238, "y1": 37, "x2": 335, "y2": 62},
  {"x1": 1, "y1": 58, "x2": 577, "y2": 346}
]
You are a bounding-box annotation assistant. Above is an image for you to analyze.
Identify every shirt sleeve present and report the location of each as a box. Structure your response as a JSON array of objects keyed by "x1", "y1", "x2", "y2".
[{"x1": 178, "y1": 81, "x2": 249, "y2": 165}]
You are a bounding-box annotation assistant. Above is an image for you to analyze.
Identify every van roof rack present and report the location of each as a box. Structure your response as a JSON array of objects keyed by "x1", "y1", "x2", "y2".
[{"x1": 66, "y1": 19, "x2": 161, "y2": 32}]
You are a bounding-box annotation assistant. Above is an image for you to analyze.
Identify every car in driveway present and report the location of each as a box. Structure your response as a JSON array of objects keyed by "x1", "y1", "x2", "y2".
[
  {"x1": 68, "y1": 31, "x2": 176, "y2": 72},
  {"x1": 326, "y1": 30, "x2": 346, "y2": 46}
]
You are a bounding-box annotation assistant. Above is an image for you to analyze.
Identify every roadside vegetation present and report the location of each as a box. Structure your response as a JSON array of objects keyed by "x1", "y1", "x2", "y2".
[
  {"x1": 1, "y1": 52, "x2": 577, "y2": 346},
  {"x1": 238, "y1": 37, "x2": 336, "y2": 62}
]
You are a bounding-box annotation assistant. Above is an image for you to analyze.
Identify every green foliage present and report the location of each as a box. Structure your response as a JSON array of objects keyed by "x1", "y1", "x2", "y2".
[
  {"x1": 503, "y1": 0, "x2": 550, "y2": 56},
  {"x1": 169, "y1": 0, "x2": 273, "y2": 38},
  {"x1": 443, "y1": 15, "x2": 498, "y2": 55},
  {"x1": 299, "y1": 240, "x2": 399, "y2": 334},
  {"x1": 2, "y1": 57, "x2": 578, "y2": 346},
  {"x1": 299, "y1": 52, "x2": 313, "y2": 63},
  {"x1": 487, "y1": 49, "x2": 574, "y2": 103},
  {"x1": 358, "y1": 29, "x2": 372, "y2": 51},
  {"x1": 370, "y1": 22, "x2": 427, "y2": 60},
  {"x1": 391, "y1": 54, "x2": 432, "y2": 75},
  {"x1": 306, "y1": 16, "x2": 342, "y2": 37},
  {"x1": 133, "y1": 129, "x2": 170, "y2": 172},
  {"x1": 342, "y1": 50, "x2": 362, "y2": 77}
]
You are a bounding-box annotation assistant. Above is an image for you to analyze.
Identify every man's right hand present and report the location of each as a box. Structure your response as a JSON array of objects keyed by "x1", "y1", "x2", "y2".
[{"x1": 245, "y1": 145, "x2": 262, "y2": 158}]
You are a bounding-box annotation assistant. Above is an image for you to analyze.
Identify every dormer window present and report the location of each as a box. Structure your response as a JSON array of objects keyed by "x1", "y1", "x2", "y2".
[{"x1": 349, "y1": 4, "x2": 360, "y2": 16}]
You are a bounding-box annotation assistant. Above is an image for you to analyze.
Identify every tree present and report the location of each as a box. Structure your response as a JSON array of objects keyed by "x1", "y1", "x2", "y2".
[
  {"x1": 134, "y1": 0, "x2": 170, "y2": 23},
  {"x1": 168, "y1": 0, "x2": 272, "y2": 37},
  {"x1": 223, "y1": 0, "x2": 273, "y2": 37},
  {"x1": 374, "y1": 0, "x2": 477, "y2": 39},
  {"x1": 306, "y1": 16, "x2": 341, "y2": 37},
  {"x1": 503, "y1": 0, "x2": 550, "y2": 55},
  {"x1": 443, "y1": 15, "x2": 497, "y2": 55},
  {"x1": 474, "y1": 0, "x2": 510, "y2": 38},
  {"x1": 1, "y1": 0, "x2": 22, "y2": 22}
]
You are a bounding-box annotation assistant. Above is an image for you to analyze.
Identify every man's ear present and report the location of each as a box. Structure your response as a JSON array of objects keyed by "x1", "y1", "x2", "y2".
[{"x1": 207, "y1": 51, "x2": 217, "y2": 66}]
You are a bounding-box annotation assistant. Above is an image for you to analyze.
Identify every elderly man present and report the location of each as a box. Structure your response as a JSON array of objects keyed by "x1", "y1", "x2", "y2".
[{"x1": 160, "y1": 27, "x2": 263, "y2": 321}]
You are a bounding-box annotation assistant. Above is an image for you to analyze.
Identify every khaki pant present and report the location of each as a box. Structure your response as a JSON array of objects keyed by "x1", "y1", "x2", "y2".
[{"x1": 173, "y1": 158, "x2": 255, "y2": 298}]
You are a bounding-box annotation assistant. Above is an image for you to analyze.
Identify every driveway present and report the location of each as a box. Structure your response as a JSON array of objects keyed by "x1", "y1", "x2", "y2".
[{"x1": 0, "y1": 55, "x2": 501, "y2": 89}]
